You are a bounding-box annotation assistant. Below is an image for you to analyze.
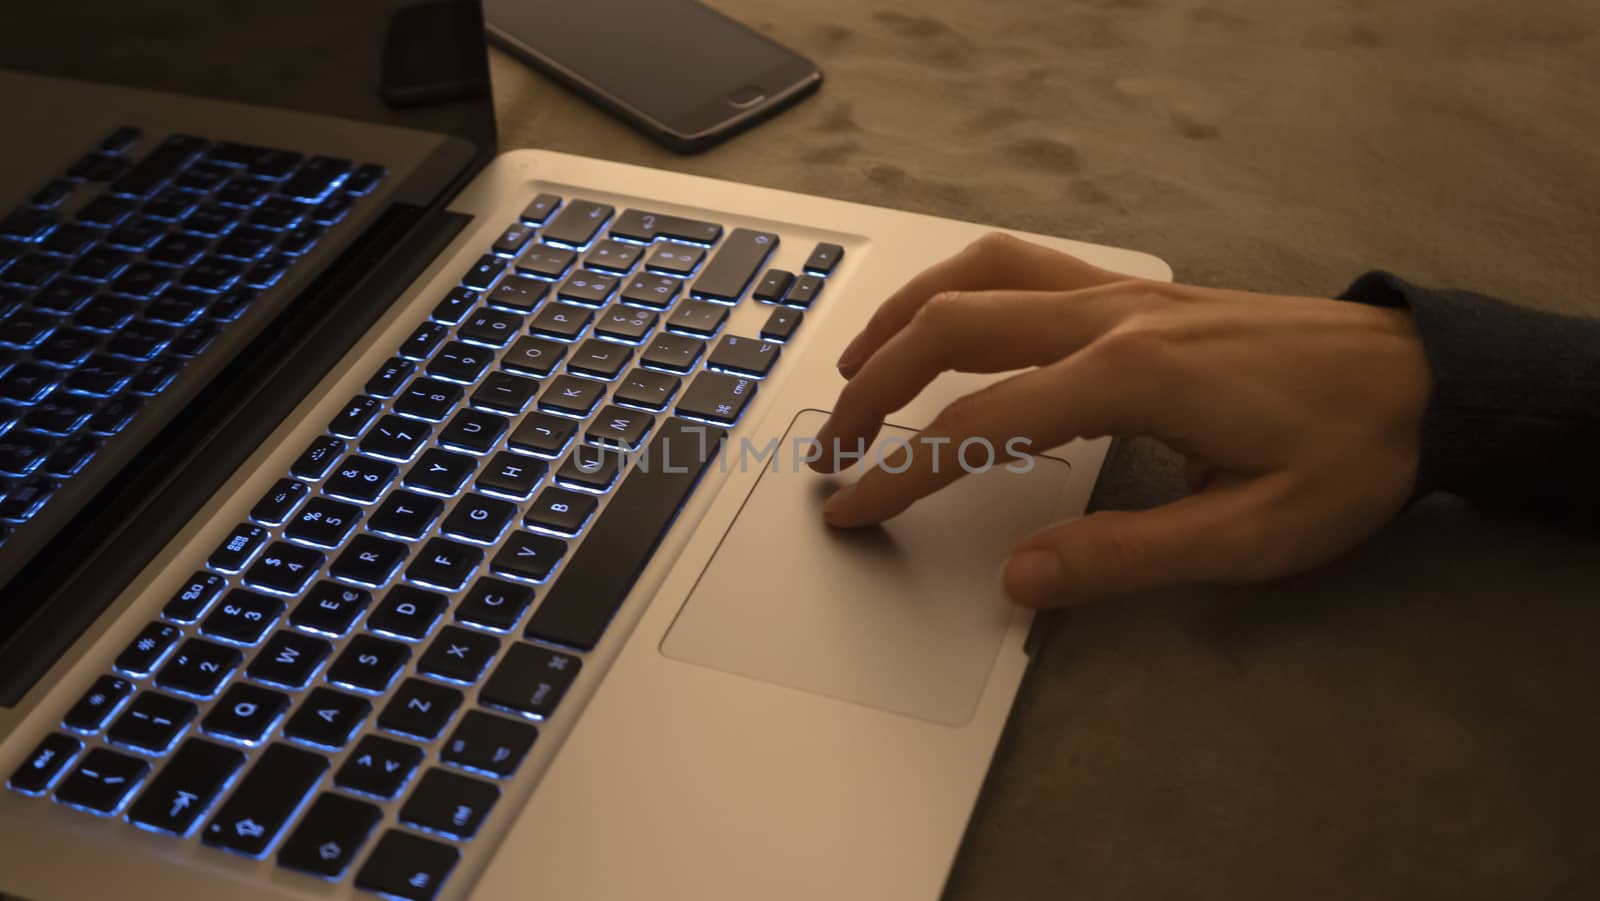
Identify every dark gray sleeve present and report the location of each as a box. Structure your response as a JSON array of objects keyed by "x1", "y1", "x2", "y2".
[{"x1": 1339, "y1": 271, "x2": 1600, "y2": 526}]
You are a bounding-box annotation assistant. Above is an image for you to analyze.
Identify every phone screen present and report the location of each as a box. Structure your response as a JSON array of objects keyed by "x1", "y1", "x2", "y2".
[{"x1": 486, "y1": 0, "x2": 809, "y2": 126}]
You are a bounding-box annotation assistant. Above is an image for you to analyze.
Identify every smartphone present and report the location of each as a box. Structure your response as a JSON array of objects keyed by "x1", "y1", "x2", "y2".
[{"x1": 485, "y1": 0, "x2": 822, "y2": 153}]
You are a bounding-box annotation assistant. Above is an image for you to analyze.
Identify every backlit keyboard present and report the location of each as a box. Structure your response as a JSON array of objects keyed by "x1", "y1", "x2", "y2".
[
  {"x1": 0, "y1": 127, "x2": 384, "y2": 540},
  {"x1": 7, "y1": 193, "x2": 842, "y2": 899}
]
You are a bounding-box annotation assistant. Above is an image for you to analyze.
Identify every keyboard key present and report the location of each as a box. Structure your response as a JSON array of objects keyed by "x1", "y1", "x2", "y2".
[
  {"x1": 111, "y1": 264, "x2": 176, "y2": 300},
  {"x1": 248, "y1": 197, "x2": 312, "y2": 230},
  {"x1": 85, "y1": 394, "x2": 143, "y2": 435},
  {"x1": 568, "y1": 339, "x2": 633, "y2": 380},
  {"x1": 156, "y1": 638, "x2": 244, "y2": 697},
  {"x1": 752, "y1": 268, "x2": 794, "y2": 302},
  {"x1": 330, "y1": 533, "x2": 410, "y2": 587},
  {"x1": 418, "y1": 626, "x2": 501, "y2": 684},
  {"x1": 690, "y1": 228, "x2": 776, "y2": 302},
  {"x1": 0, "y1": 428, "x2": 52, "y2": 474},
  {"x1": 584, "y1": 238, "x2": 643, "y2": 273},
  {"x1": 71, "y1": 248, "x2": 133, "y2": 283},
  {"x1": 200, "y1": 590, "x2": 285, "y2": 646},
  {"x1": 367, "y1": 585, "x2": 447, "y2": 641},
  {"x1": 441, "y1": 493, "x2": 517, "y2": 545},
  {"x1": 537, "y1": 374, "x2": 604, "y2": 417},
  {"x1": 502, "y1": 335, "x2": 566, "y2": 378},
  {"x1": 247, "y1": 630, "x2": 334, "y2": 689},
  {"x1": 290, "y1": 434, "x2": 345, "y2": 480},
  {"x1": 162, "y1": 571, "x2": 228, "y2": 623},
  {"x1": 368, "y1": 490, "x2": 445, "y2": 540},
  {"x1": 328, "y1": 395, "x2": 383, "y2": 438},
  {"x1": 402, "y1": 448, "x2": 476, "y2": 496},
  {"x1": 556, "y1": 270, "x2": 618, "y2": 306},
  {"x1": 518, "y1": 193, "x2": 562, "y2": 225},
  {"x1": 593, "y1": 305, "x2": 658, "y2": 344},
  {"x1": 107, "y1": 690, "x2": 198, "y2": 754},
  {"x1": 707, "y1": 334, "x2": 782, "y2": 378},
  {"x1": 356, "y1": 829, "x2": 460, "y2": 901},
  {"x1": 324, "y1": 455, "x2": 399, "y2": 504},
  {"x1": 585, "y1": 405, "x2": 654, "y2": 451},
  {"x1": 431, "y1": 287, "x2": 477, "y2": 325},
  {"x1": 366, "y1": 357, "x2": 416, "y2": 398},
  {"x1": 665, "y1": 298, "x2": 728, "y2": 338},
  {"x1": 427, "y1": 341, "x2": 494, "y2": 384},
  {"x1": 378, "y1": 678, "x2": 463, "y2": 740},
  {"x1": 277, "y1": 792, "x2": 382, "y2": 879},
  {"x1": 475, "y1": 452, "x2": 547, "y2": 500},
  {"x1": 8, "y1": 733, "x2": 82, "y2": 796},
  {"x1": 326, "y1": 634, "x2": 410, "y2": 694},
  {"x1": 513, "y1": 243, "x2": 575, "y2": 279},
  {"x1": 471, "y1": 371, "x2": 540, "y2": 415},
  {"x1": 456, "y1": 577, "x2": 536, "y2": 632},
  {"x1": 343, "y1": 163, "x2": 386, "y2": 195},
  {"x1": 491, "y1": 530, "x2": 569, "y2": 581},
  {"x1": 613, "y1": 368, "x2": 681, "y2": 412},
  {"x1": 281, "y1": 155, "x2": 353, "y2": 202},
  {"x1": 405, "y1": 538, "x2": 484, "y2": 591},
  {"x1": 555, "y1": 444, "x2": 622, "y2": 492},
  {"x1": 399, "y1": 768, "x2": 498, "y2": 840},
  {"x1": 439, "y1": 407, "x2": 509, "y2": 454},
  {"x1": 53, "y1": 746, "x2": 149, "y2": 814},
  {"x1": 0, "y1": 475, "x2": 54, "y2": 521},
  {"x1": 527, "y1": 418, "x2": 725, "y2": 649},
  {"x1": 486, "y1": 274, "x2": 548, "y2": 313},
  {"x1": 360, "y1": 414, "x2": 432, "y2": 460},
  {"x1": 0, "y1": 208, "x2": 59, "y2": 242},
  {"x1": 619, "y1": 271, "x2": 683, "y2": 310},
  {"x1": 114, "y1": 621, "x2": 182, "y2": 676},
  {"x1": 393, "y1": 379, "x2": 463, "y2": 421},
  {"x1": 125, "y1": 738, "x2": 245, "y2": 836},
  {"x1": 334, "y1": 735, "x2": 424, "y2": 800},
  {"x1": 522, "y1": 488, "x2": 596, "y2": 537},
  {"x1": 490, "y1": 222, "x2": 535, "y2": 258},
  {"x1": 109, "y1": 134, "x2": 205, "y2": 198},
  {"x1": 399, "y1": 321, "x2": 449, "y2": 361},
  {"x1": 784, "y1": 273, "x2": 824, "y2": 308},
  {"x1": 290, "y1": 581, "x2": 372, "y2": 637},
  {"x1": 62, "y1": 675, "x2": 135, "y2": 733},
  {"x1": 480, "y1": 642, "x2": 582, "y2": 719},
  {"x1": 541, "y1": 199, "x2": 612, "y2": 248},
  {"x1": 207, "y1": 523, "x2": 269, "y2": 573},
  {"x1": 676, "y1": 371, "x2": 757, "y2": 426},
  {"x1": 202, "y1": 742, "x2": 328, "y2": 857},
  {"x1": 201, "y1": 683, "x2": 291, "y2": 743},
  {"x1": 180, "y1": 257, "x2": 246, "y2": 292},
  {"x1": 76, "y1": 195, "x2": 137, "y2": 228},
  {"x1": 529, "y1": 302, "x2": 593, "y2": 342},
  {"x1": 760, "y1": 305, "x2": 803, "y2": 342},
  {"x1": 243, "y1": 540, "x2": 326, "y2": 595},
  {"x1": 645, "y1": 243, "x2": 704, "y2": 277},
  {"x1": 507, "y1": 411, "x2": 575, "y2": 457},
  {"x1": 441, "y1": 711, "x2": 537, "y2": 779},
  {"x1": 283, "y1": 687, "x2": 370, "y2": 749},
  {"x1": 460, "y1": 254, "x2": 506, "y2": 291},
  {"x1": 65, "y1": 352, "x2": 136, "y2": 392},
  {"x1": 608, "y1": 209, "x2": 722, "y2": 245},
  {"x1": 284, "y1": 497, "x2": 363, "y2": 548}
]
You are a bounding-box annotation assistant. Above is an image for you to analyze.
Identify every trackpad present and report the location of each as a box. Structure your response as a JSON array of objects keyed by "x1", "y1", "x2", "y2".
[{"x1": 660, "y1": 409, "x2": 1076, "y2": 726}]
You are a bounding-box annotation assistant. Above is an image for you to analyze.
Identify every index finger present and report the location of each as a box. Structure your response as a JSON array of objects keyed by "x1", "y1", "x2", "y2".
[{"x1": 835, "y1": 232, "x2": 1129, "y2": 377}]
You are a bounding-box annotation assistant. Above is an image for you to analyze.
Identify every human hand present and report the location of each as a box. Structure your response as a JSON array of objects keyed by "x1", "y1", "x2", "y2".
[{"x1": 811, "y1": 233, "x2": 1432, "y2": 607}]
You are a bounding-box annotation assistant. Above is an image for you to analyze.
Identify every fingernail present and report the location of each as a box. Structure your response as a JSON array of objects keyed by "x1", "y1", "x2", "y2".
[
  {"x1": 836, "y1": 333, "x2": 867, "y2": 376},
  {"x1": 1003, "y1": 550, "x2": 1063, "y2": 607},
  {"x1": 821, "y1": 483, "x2": 859, "y2": 525}
]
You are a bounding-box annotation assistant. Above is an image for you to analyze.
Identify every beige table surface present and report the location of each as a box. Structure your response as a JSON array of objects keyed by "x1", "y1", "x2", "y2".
[{"x1": 489, "y1": 2, "x2": 1600, "y2": 899}]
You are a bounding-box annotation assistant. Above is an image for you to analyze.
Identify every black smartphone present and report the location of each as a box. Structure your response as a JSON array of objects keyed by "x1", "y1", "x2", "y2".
[{"x1": 484, "y1": 0, "x2": 822, "y2": 153}]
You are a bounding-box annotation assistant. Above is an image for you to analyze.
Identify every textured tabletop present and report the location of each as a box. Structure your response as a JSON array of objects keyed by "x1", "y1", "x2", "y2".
[{"x1": 489, "y1": 2, "x2": 1600, "y2": 899}]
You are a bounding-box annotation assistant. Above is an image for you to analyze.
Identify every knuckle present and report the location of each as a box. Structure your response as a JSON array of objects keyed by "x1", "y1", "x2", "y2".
[
  {"x1": 968, "y1": 230, "x2": 1025, "y2": 258},
  {"x1": 1087, "y1": 324, "x2": 1167, "y2": 370},
  {"x1": 915, "y1": 290, "x2": 969, "y2": 327}
]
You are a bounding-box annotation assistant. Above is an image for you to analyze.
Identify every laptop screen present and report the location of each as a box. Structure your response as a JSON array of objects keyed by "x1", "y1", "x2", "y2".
[{"x1": 0, "y1": 1, "x2": 497, "y2": 700}]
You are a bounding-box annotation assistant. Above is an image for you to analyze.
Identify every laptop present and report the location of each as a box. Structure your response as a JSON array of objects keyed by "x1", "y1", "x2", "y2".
[{"x1": 0, "y1": 2, "x2": 1170, "y2": 899}]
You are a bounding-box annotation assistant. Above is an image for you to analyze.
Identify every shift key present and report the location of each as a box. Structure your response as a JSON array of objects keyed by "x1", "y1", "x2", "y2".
[{"x1": 689, "y1": 228, "x2": 777, "y2": 303}]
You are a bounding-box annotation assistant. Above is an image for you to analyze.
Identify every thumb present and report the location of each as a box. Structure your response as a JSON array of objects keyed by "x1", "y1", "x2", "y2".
[{"x1": 1002, "y1": 482, "x2": 1285, "y2": 607}]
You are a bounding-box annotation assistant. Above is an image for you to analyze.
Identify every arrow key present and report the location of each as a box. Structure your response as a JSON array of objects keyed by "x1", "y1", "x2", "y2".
[
  {"x1": 334, "y1": 734, "x2": 425, "y2": 799},
  {"x1": 277, "y1": 791, "x2": 382, "y2": 878},
  {"x1": 126, "y1": 738, "x2": 245, "y2": 835}
]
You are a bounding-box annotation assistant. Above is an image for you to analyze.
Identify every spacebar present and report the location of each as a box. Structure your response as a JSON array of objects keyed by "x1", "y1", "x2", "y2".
[{"x1": 525, "y1": 417, "x2": 728, "y2": 650}]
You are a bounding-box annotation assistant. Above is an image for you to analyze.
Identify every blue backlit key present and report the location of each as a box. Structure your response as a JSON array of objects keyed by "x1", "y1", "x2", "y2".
[
  {"x1": 106, "y1": 690, "x2": 198, "y2": 754},
  {"x1": 208, "y1": 523, "x2": 269, "y2": 572},
  {"x1": 7, "y1": 733, "x2": 82, "y2": 796},
  {"x1": 289, "y1": 581, "x2": 372, "y2": 637},
  {"x1": 202, "y1": 682, "x2": 291, "y2": 743},
  {"x1": 53, "y1": 746, "x2": 149, "y2": 814},
  {"x1": 156, "y1": 638, "x2": 244, "y2": 698},
  {"x1": 126, "y1": 738, "x2": 245, "y2": 835},
  {"x1": 202, "y1": 742, "x2": 328, "y2": 857},
  {"x1": 62, "y1": 675, "x2": 135, "y2": 733},
  {"x1": 162, "y1": 571, "x2": 228, "y2": 623},
  {"x1": 114, "y1": 621, "x2": 182, "y2": 677}
]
